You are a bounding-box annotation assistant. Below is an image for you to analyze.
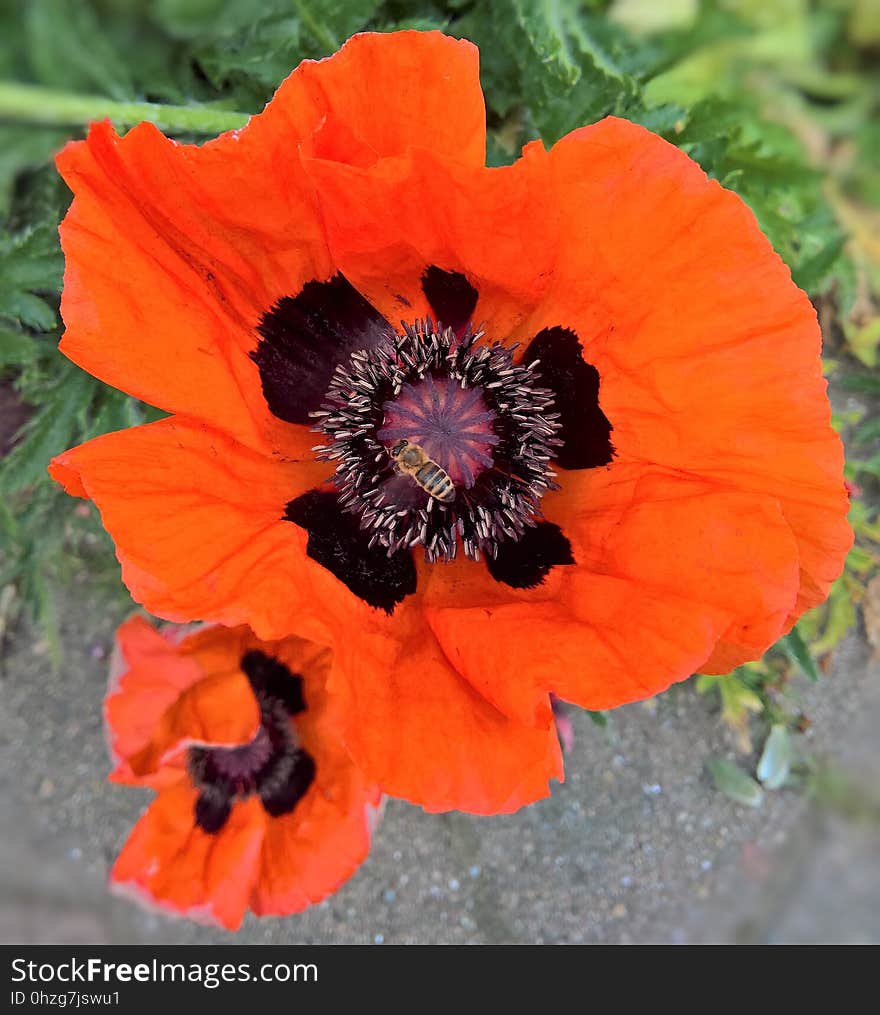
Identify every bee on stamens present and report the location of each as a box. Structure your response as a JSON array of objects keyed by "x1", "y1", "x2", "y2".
[{"x1": 389, "y1": 440, "x2": 455, "y2": 503}]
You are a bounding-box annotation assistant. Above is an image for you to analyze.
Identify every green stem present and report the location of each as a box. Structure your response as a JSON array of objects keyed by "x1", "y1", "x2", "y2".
[{"x1": 0, "y1": 82, "x2": 251, "y2": 134}]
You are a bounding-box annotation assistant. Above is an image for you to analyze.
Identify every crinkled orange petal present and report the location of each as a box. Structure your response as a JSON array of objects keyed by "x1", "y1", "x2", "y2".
[
  {"x1": 249, "y1": 762, "x2": 375, "y2": 916},
  {"x1": 55, "y1": 32, "x2": 483, "y2": 459},
  {"x1": 317, "y1": 593, "x2": 563, "y2": 812},
  {"x1": 110, "y1": 783, "x2": 265, "y2": 932},
  {"x1": 105, "y1": 615, "x2": 204, "y2": 780},
  {"x1": 56, "y1": 118, "x2": 328, "y2": 459},
  {"x1": 426, "y1": 466, "x2": 801, "y2": 716},
  {"x1": 526, "y1": 118, "x2": 850, "y2": 636},
  {"x1": 127, "y1": 669, "x2": 261, "y2": 780},
  {"x1": 49, "y1": 417, "x2": 329, "y2": 636},
  {"x1": 303, "y1": 143, "x2": 553, "y2": 342},
  {"x1": 289, "y1": 31, "x2": 485, "y2": 167}
]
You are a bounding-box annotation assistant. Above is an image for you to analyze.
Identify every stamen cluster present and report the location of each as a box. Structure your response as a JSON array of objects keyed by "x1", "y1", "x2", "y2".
[{"x1": 313, "y1": 320, "x2": 562, "y2": 562}]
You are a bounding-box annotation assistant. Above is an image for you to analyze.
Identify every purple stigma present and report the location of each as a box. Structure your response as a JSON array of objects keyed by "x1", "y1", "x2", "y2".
[{"x1": 378, "y1": 375, "x2": 498, "y2": 487}]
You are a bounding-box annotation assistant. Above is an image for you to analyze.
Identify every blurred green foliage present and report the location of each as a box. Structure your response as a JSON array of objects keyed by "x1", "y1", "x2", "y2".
[{"x1": 0, "y1": 0, "x2": 877, "y2": 714}]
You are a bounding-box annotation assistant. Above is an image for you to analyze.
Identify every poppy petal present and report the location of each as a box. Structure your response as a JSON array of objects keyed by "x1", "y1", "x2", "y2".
[
  {"x1": 521, "y1": 327, "x2": 614, "y2": 470},
  {"x1": 55, "y1": 32, "x2": 483, "y2": 457},
  {"x1": 302, "y1": 144, "x2": 555, "y2": 342},
  {"x1": 290, "y1": 31, "x2": 486, "y2": 167},
  {"x1": 139, "y1": 670, "x2": 262, "y2": 774},
  {"x1": 527, "y1": 117, "x2": 850, "y2": 632},
  {"x1": 252, "y1": 274, "x2": 395, "y2": 424},
  {"x1": 285, "y1": 489, "x2": 417, "y2": 614},
  {"x1": 110, "y1": 784, "x2": 265, "y2": 932},
  {"x1": 49, "y1": 417, "x2": 329, "y2": 637},
  {"x1": 56, "y1": 118, "x2": 330, "y2": 459},
  {"x1": 249, "y1": 771, "x2": 374, "y2": 917},
  {"x1": 328, "y1": 618, "x2": 564, "y2": 813},
  {"x1": 109, "y1": 669, "x2": 260, "y2": 786},
  {"x1": 425, "y1": 468, "x2": 802, "y2": 723},
  {"x1": 104, "y1": 615, "x2": 204, "y2": 778}
]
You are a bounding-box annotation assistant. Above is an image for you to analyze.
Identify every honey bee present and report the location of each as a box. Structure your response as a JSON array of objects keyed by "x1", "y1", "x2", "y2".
[{"x1": 389, "y1": 440, "x2": 455, "y2": 503}]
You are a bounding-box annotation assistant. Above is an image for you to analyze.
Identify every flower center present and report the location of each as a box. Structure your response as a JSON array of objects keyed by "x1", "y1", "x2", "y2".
[
  {"x1": 313, "y1": 320, "x2": 561, "y2": 562},
  {"x1": 187, "y1": 651, "x2": 315, "y2": 834},
  {"x1": 199, "y1": 724, "x2": 273, "y2": 785},
  {"x1": 378, "y1": 375, "x2": 498, "y2": 488}
]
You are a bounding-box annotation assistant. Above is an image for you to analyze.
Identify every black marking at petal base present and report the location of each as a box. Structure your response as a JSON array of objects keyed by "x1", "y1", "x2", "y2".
[
  {"x1": 486, "y1": 521, "x2": 574, "y2": 589},
  {"x1": 522, "y1": 327, "x2": 614, "y2": 470},
  {"x1": 194, "y1": 789, "x2": 232, "y2": 834},
  {"x1": 260, "y1": 748, "x2": 316, "y2": 818},
  {"x1": 252, "y1": 274, "x2": 395, "y2": 424},
  {"x1": 240, "y1": 650, "x2": 306, "y2": 716},
  {"x1": 422, "y1": 266, "x2": 478, "y2": 332},
  {"x1": 286, "y1": 489, "x2": 417, "y2": 613}
]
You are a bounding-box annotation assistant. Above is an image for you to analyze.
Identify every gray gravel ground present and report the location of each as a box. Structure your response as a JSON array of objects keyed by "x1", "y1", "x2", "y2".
[{"x1": 1, "y1": 575, "x2": 878, "y2": 945}]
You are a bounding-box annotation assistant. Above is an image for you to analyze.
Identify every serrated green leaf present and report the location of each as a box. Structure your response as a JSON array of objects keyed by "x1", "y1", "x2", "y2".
[
  {"x1": 779, "y1": 626, "x2": 820, "y2": 682},
  {"x1": 0, "y1": 367, "x2": 95, "y2": 491},
  {"x1": 707, "y1": 757, "x2": 764, "y2": 807},
  {"x1": 757, "y1": 725, "x2": 792, "y2": 790},
  {"x1": 0, "y1": 224, "x2": 63, "y2": 331}
]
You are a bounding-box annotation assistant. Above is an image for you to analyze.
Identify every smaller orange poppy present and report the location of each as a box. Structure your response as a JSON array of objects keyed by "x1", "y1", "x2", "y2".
[{"x1": 105, "y1": 616, "x2": 381, "y2": 930}]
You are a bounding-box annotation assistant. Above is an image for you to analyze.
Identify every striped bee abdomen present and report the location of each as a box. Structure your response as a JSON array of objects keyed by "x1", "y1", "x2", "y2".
[{"x1": 415, "y1": 461, "x2": 455, "y2": 502}]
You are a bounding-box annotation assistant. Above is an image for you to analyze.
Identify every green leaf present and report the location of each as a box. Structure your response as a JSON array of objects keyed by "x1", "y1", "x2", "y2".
[
  {"x1": 839, "y1": 373, "x2": 880, "y2": 396},
  {"x1": 791, "y1": 233, "x2": 847, "y2": 293},
  {"x1": 0, "y1": 223, "x2": 63, "y2": 331},
  {"x1": 707, "y1": 758, "x2": 764, "y2": 808},
  {"x1": 455, "y1": 0, "x2": 640, "y2": 145},
  {"x1": 756, "y1": 725, "x2": 792, "y2": 790},
  {"x1": 0, "y1": 126, "x2": 68, "y2": 217},
  {"x1": 0, "y1": 325, "x2": 37, "y2": 368},
  {"x1": 779, "y1": 626, "x2": 820, "y2": 682}
]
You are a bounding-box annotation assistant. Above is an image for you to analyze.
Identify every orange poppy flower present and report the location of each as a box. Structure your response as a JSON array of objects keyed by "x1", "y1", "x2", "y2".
[
  {"x1": 105, "y1": 616, "x2": 381, "y2": 930},
  {"x1": 51, "y1": 32, "x2": 849, "y2": 811}
]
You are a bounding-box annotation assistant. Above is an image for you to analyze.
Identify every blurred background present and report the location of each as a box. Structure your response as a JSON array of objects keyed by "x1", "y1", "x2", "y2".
[{"x1": 0, "y1": 0, "x2": 878, "y2": 943}]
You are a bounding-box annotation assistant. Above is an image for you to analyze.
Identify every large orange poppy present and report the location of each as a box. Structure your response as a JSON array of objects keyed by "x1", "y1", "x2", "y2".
[
  {"x1": 51, "y1": 31, "x2": 850, "y2": 812},
  {"x1": 105, "y1": 616, "x2": 381, "y2": 930}
]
